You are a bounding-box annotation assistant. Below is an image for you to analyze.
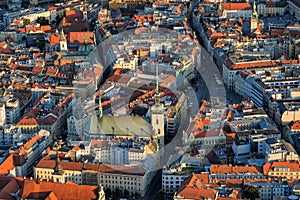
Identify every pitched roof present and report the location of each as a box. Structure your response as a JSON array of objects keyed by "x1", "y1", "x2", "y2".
[
  {"x1": 176, "y1": 174, "x2": 216, "y2": 200},
  {"x1": 291, "y1": 121, "x2": 300, "y2": 130},
  {"x1": 263, "y1": 161, "x2": 300, "y2": 175},
  {"x1": 221, "y1": 2, "x2": 251, "y2": 10},
  {"x1": 0, "y1": 154, "x2": 15, "y2": 175},
  {"x1": 68, "y1": 32, "x2": 95, "y2": 45},
  {"x1": 226, "y1": 60, "x2": 300, "y2": 70},
  {"x1": 20, "y1": 179, "x2": 99, "y2": 200},
  {"x1": 99, "y1": 164, "x2": 145, "y2": 176},
  {"x1": 176, "y1": 187, "x2": 218, "y2": 200},
  {"x1": 36, "y1": 159, "x2": 56, "y2": 169},
  {"x1": 210, "y1": 164, "x2": 261, "y2": 174},
  {"x1": 194, "y1": 129, "x2": 221, "y2": 138}
]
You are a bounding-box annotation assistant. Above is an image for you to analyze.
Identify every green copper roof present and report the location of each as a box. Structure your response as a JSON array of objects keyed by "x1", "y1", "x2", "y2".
[
  {"x1": 151, "y1": 103, "x2": 164, "y2": 114},
  {"x1": 85, "y1": 114, "x2": 101, "y2": 135},
  {"x1": 78, "y1": 44, "x2": 94, "y2": 52},
  {"x1": 85, "y1": 115, "x2": 153, "y2": 137}
]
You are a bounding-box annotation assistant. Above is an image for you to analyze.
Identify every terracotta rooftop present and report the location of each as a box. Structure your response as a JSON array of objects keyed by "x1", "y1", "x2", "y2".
[
  {"x1": 36, "y1": 160, "x2": 145, "y2": 175},
  {"x1": 68, "y1": 32, "x2": 95, "y2": 45},
  {"x1": 0, "y1": 154, "x2": 15, "y2": 175},
  {"x1": 20, "y1": 179, "x2": 99, "y2": 200},
  {"x1": 194, "y1": 129, "x2": 221, "y2": 138},
  {"x1": 36, "y1": 159, "x2": 56, "y2": 169},
  {"x1": 263, "y1": 161, "x2": 300, "y2": 175},
  {"x1": 221, "y1": 2, "x2": 251, "y2": 10},
  {"x1": 210, "y1": 164, "x2": 261, "y2": 174},
  {"x1": 291, "y1": 121, "x2": 300, "y2": 130},
  {"x1": 226, "y1": 60, "x2": 300, "y2": 70},
  {"x1": 99, "y1": 164, "x2": 145, "y2": 176}
]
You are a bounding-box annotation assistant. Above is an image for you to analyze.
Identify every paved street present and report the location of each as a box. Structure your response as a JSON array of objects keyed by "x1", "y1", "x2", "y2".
[{"x1": 142, "y1": 42, "x2": 226, "y2": 199}]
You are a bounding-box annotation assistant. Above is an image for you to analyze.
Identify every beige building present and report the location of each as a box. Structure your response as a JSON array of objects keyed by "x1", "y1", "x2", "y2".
[
  {"x1": 34, "y1": 158, "x2": 150, "y2": 197},
  {"x1": 264, "y1": 139, "x2": 299, "y2": 162},
  {"x1": 257, "y1": 1, "x2": 287, "y2": 17},
  {"x1": 264, "y1": 161, "x2": 300, "y2": 179},
  {"x1": 98, "y1": 165, "x2": 148, "y2": 197},
  {"x1": 109, "y1": 0, "x2": 144, "y2": 11}
]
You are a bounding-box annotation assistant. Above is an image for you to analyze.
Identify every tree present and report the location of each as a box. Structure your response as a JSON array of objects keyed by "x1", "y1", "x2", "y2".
[
  {"x1": 21, "y1": 0, "x2": 30, "y2": 8},
  {"x1": 123, "y1": 189, "x2": 129, "y2": 197},
  {"x1": 135, "y1": 192, "x2": 141, "y2": 199},
  {"x1": 243, "y1": 185, "x2": 259, "y2": 200},
  {"x1": 37, "y1": 17, "x2": 49, "y2": 25},
  {"x1": 104, "y1": 188, "x2": 111, "y2": 199},
  {"x1": 154, "y1": 190, "x2": 164, "y2": 200},
  {"x1": 23, "y1": 18, "x2": 30, "y2": 25}
]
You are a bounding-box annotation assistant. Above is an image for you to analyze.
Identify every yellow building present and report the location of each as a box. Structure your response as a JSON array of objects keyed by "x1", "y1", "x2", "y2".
[
  {"x1": 109, "y1": 0, "x2": 144, "y2": 11},
  {"x1": 264, "y1": 161, "x2": 300, "y2": 179}
]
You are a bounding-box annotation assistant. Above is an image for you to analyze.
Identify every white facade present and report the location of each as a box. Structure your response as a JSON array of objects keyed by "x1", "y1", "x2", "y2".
[
  {"x1": 0, "y1": 125, "x2": 21, "y2": 146},
  {"x1": 162, "y1": 170, "x2": 189, "y2": 198},
  {"x1": 67, "y1": 113, "x2": 89, "y2": 140},
  {"x1": 232, "y1": 141, "x2": 251, "y2": 162},
  {"x1": 3, "y1": 9, "x2": 50, "y2": 26},
  {"x1": 5, "y1": 98, "x2": 20, "y2": 124},
  {"x1": 0, "y1": 103, "x2": 5, "y2": 126}
]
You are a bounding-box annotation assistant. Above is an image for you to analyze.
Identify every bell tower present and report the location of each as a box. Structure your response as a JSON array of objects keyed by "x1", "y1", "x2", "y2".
[
  {"x1": 251, "y1": 0, "x2": 258, "y2": 33},
  {"x1": 151, "y1": 61, "x2": 165, "y2": 149},
  {"x1": 83, "y1": 0, "x2": 88, "y2": 21},
  {"x1": 59, "y1": 29, "x2": 68, "y2": 52}
]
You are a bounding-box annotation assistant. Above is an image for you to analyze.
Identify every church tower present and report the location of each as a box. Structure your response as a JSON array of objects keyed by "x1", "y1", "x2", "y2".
[
  {"x1": 251, "y1": 0, "x2": 258, "y2": 33},
  {"x1": 99, "y1": 93, "x2": 103, "y2": 118},
  {"x1": 59, "y1": 29, "x2": 68, "y2": 52},
  {"x1": 151, "y1": 61, "x2": 165, "y2": 149},
  {"x1": 52, "y1": 151, "x2": 64, "y2": 183},
  {"x1": 83, "y1": 0, "x2": 88, "y2": 21}
]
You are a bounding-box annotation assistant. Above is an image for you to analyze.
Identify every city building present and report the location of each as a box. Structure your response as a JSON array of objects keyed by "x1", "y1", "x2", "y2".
[
  {"x1": 34, "y1": 157, "x2": 151, "y2": 197},
  {"x1": 16, "y1": 93, "x2": 73, "y2": 135},
  {"x1": 264, "y1": 161, "x2": 300, "y2": 179}
]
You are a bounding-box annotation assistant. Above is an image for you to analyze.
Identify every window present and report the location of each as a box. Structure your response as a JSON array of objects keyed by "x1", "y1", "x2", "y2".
[{"x1": 156, "y1": 119, "x2": 159, "y2": 125}]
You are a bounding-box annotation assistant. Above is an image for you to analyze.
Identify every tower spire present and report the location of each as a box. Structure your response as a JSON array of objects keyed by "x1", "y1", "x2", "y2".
[
  {"x1": 155, "y1": 61, "x2": 160, "y2": 104},
  {"x1": 84, "y1": 0, "x2": 87, "y2": 11},
  {"x1": 54, "y1": 150, "x2": 63, "y2": 174},
  {"x1": 60, "y1": 29, "x2": 66, "y2": 41},
  {"x1": 99, "y1": 93, "x2": 103, "y2": 118},
  {"x1": 252, "y1": 0, "x2": 258, "y2": 19}
]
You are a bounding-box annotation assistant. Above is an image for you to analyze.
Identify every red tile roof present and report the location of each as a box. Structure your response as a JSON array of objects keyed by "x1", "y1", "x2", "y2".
[
  {"x1": 24, "y1": 135, "x2": 40, "y2": 150},
  {"x1": 263, "y1": 161, "x2": 300, "y2": 175},
  {"x1": 66, "y1": 10, "x2": 83, "y2": 18},
  {"x1": 221, "y1": 2, "x2": 251, "y2": 10},
  {"x1": 0, "y1": 154, "x2": 15, "y2": 175},
  {"x1": 68, "y1": 32, "x2": 95, "y2": 45},
  {"x1": 176, "y1": 174, "x2": 215, "y2": 200},
  {"x1": 0, "y1": 177, "x2": 23, "y2": 200},
  {"x1": 211, "y1": 164, "x2": 261, "y2": 174},
  {"x1": 227, "y1": 60, "x2": 300, "y2": 70},
  {"x1": 99, "y1": 164, "x2": 145, "y2": 176},
  {"x1": 49, "y1": 34, "x2": 66, "y2": 44},
  {"x1": 46, "y1": 67, "x2": 58, "y2": 76},
  {"x1": 106, "y1": 74, "x2": 131, "y2": 85},
  {"x1": 20, "y1": 179, "x2": 99, "y2": 200},
  {"x1": 291, "y1": 121, "x2": 300, "y2": 130},
  {"x1": 176, "y1": 187, "x2": 217, "y2": 200},
  {"x1": 36, "y1": 159, "x2": 56, "y2": 169},
  {"x1": 194, "y1": 129, "x2": 221, "y2": 138},
  {"x1": 61, "y1": 162, "x2": 83, "y2": 171},
  {"x1": 36, "y1": 159, "x2": 145, "y2": 175},
  {"x1": 32, "y1": 66, "x2": 44, "y2": 73}
]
